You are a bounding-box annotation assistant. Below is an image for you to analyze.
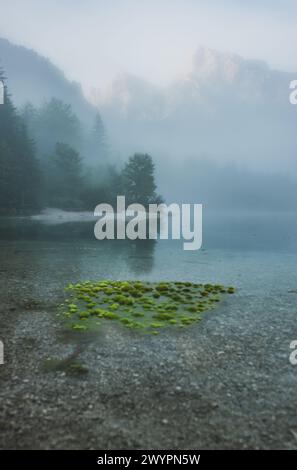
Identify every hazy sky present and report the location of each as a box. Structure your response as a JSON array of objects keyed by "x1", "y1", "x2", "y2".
[{"x1": 1, "y1": 0, "x2": 297, "y2": 95}]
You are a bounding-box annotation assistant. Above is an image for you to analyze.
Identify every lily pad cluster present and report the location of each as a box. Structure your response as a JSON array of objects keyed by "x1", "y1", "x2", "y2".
[{"x1": 59, "y1": 280, "x2": 235, "y2": 334}]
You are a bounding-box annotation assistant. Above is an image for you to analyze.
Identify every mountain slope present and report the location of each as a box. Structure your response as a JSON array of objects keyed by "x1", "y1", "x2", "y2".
[
  {"x1": 99, "y1": 47, "x2": 297, "y2": 173},
  {"x1": 0, "y1": 38, "x2": 96, "y2": 126}
]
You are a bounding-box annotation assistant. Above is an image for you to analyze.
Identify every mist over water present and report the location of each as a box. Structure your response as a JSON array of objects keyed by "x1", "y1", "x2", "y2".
[{"x1": 1, "y1": 209, "x2": 296, "y2": 251}]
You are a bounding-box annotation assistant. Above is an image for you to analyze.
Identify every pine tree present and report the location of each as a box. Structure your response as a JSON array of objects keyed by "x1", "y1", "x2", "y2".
[
  {"x1": 46, "y1": 142, "x2": 83, "y2": 209},
  {"x1": 34, "y1": 98, "x2": 82, "y2": 157},
  {"x1": 0, "y1": 69, "x2": 41, "y2": 214},
  {"x1": 121, "y1": 153, "x2": 162, "y2": 207},
  {"x1": 20, "y1": 102, "x2": 38, "y2": 135},
  {"x1": 88, "y1": 112, "x2": 109, "y2": 163}
]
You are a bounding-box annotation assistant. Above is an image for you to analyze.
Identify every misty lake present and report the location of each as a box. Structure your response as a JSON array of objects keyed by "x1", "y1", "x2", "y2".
[{"x1": 0, "y1": 210, "x2": 297, "y2": 289}]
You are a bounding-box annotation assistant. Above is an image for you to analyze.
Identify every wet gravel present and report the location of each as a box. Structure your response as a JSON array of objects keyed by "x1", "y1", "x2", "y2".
[{"x1": 1, "y1": 241, "x2": 297, "y2": 449}]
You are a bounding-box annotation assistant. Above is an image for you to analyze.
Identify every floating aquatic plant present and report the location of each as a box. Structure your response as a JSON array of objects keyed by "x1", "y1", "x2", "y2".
[{"x1": 59, "y1": 280, "x2": 235, "y2": 335}]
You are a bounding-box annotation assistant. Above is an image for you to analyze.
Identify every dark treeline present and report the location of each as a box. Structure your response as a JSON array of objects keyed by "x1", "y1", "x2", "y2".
[
  {"x1": 0, "y1": 69, "x2": 40, "y2": 213},
  {"x1": 0, "y1": 70, "x2": 162, "y2": 214}
]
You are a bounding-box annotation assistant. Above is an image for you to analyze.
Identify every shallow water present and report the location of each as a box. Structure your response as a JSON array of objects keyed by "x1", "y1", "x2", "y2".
[{"x1": 1, "y1": 211, "x2": 297, "y2": 449}]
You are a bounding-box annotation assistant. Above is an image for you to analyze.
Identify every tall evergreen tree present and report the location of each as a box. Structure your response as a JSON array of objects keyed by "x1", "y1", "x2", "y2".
[
  {"x1": 25, "y1": 98, "x2": 83, "y2": 158},
  {"x1": 46, "y1": 142, "x2": 83, "y2": 209},
  {"x1": 20, "y1": 102, "x2": 38, "y2": 135},
  {"x1": 88, "y1": 112, "x2": 109, "y2": 163},
  {"x1": 121, "y1": 153, "x2": 162, "y2": 207},
  {"x1": 0, "y1": 69, "x2": 41, "y2": 214}
]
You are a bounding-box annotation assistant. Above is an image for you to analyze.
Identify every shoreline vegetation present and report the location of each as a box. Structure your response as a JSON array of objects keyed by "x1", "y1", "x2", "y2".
[
  {"x1": 60, "y1": 280, "x2": 235, "y2": 335},
  {"x1": 0, "y1": 69, "x2": 163, "y2": 217}
]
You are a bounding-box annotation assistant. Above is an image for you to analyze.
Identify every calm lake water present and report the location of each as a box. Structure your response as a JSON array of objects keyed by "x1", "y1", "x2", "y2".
[{"x1": 0, "y1": 211, "x2": 297, "y2": 294}]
